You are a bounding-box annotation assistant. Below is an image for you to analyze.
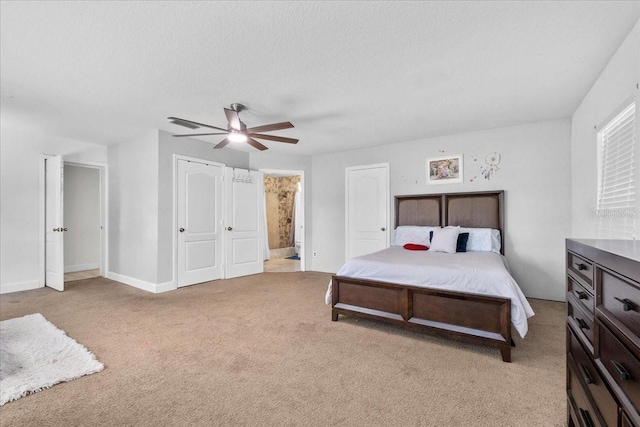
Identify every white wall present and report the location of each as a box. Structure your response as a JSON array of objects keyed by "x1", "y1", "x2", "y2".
[
  {"x1": 4, "y1": 20, "x2": 634, "y2": 297},
  {"x1": 571, "y1": 20, "x2": 640, "y2": 238},
  {"x1": 64, "y1": 165, "x2": 100, "y2": 271},
  {"x1": 311, "y1": 119, "x2": 572, "y2": 301},
  {"x1": 104, "y1": 130, "x2": 252, "y2": 289},
  {"x1": 249, "y1": 151, "x2": 313, "y2": 267},
  {"x1": 107, "y1": 132, "x2": 160, "y2": 286},
  {"x1": 0, "y1": 125, "x2": 107, "y2": 293}
]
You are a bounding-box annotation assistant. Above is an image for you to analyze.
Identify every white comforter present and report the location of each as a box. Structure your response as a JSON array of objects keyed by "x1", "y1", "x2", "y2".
[{"x1": 325, "y1": 247, "x2": 534, "y2": 338}]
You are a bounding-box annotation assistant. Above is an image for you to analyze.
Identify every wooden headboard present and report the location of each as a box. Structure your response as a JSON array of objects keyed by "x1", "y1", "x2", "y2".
[{"x1": 395, "y1": 191, "x2": 504, "y2": 254}]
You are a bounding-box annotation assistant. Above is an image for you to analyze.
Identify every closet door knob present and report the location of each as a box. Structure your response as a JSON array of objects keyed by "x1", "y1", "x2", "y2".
[
  {"x1": 381, "y1": 227, "x2": 386, "y2": 231},
  {"x1": 179, "y1": 228, "x2": 185, "y2": 233},
  {"x1": 227, "y1": 227, "x2": 233, "y2": 231}
]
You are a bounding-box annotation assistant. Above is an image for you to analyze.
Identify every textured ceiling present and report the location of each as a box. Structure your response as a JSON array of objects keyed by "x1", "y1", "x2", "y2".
[{"x1": 1, "y1": 1, "x2": 639, "y2": 156}]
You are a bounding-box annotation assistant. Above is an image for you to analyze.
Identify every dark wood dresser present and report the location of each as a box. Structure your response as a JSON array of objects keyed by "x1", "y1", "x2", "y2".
[{"x1": 566, "y1": 239, "x2": 640, "y2": 427}]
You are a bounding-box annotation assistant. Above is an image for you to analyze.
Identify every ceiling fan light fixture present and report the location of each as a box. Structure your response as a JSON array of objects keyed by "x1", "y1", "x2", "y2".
[
  {"x1": 168, "y1": 104, "x2": 296, "y2": 150},
  {"x1": 228, "y1": 131, "x2": 248, "y2": 143}
]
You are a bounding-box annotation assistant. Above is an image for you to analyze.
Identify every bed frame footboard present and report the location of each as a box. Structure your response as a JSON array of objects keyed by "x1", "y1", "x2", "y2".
[{"x1": 331, "y1": 275, "x2": 512, "y2": 362}]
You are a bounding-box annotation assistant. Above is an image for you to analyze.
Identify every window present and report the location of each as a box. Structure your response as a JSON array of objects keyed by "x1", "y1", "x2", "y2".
[{"x1": 596, "y1": 100, "x2": 637, "y2": 239}]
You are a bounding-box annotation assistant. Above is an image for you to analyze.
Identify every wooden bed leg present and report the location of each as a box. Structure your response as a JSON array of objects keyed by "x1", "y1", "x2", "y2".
[
  {"x1": 500, "y1": 347, "x2": 511, "y2": 363},
  {"x1": 331, "y1": 310, "x2": 339, "y2": 321}
]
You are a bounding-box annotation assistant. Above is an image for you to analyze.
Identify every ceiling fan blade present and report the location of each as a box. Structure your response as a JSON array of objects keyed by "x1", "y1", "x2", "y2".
[
  {"x1": 247, "y1": 137, "x2": 268, "y2": 151},
  {"x1": 168, "y1": 116, "x2": 227, "y2": 132},
  {"x1": 168, "y1": 118, "x2": 199, "y2": 129},
  {"x1": 224, "y1": 108, "x2": 242, "y2": 130},
  {"x1": 251, "y1": 133, "x2": 298, "y2": 144},
  {"x1": 172, "y1": 132, "x2": 228, "y2": 137},
  {"x1": 246, "y1": 122, "x2": 294, "y2": 133},
  {"x1": 213, "y1": 138, "x2": 231, "y2": 149}
]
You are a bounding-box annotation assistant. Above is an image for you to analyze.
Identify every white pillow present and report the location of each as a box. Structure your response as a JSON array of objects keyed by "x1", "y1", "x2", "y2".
[
  {"x1": 429, "y1": 226, "x2": 460, "y2": 253},
  {"x1": 392, "y1": 226, "x2": 438, "y2": 246},
  {"x1": 459, "y1": 227, "x2": 502, "y2": 253}
]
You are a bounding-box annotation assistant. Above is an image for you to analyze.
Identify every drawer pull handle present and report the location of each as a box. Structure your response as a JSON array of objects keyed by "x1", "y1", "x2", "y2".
[
  {"x1": 612, "y1": 360, "x2": 631, "y2": 381},
  {"x1": 575, "y1": 263, "x2": 587, "y2": 271},
  {"x1": 614, "y1": 297, "x2": 635, "y2": 312},
  {"x1": 579, "y1": 364, "x2": 593, "y2": 384},
  {"x1": 574, "y1": 290, "x2": 588, "y2": 300},
  {"x1": 576, "y1": 318, "x2": 589, "y2": 330},
  {"x1": 579, "y1": 408, "x2": 594, "y2": 427}
]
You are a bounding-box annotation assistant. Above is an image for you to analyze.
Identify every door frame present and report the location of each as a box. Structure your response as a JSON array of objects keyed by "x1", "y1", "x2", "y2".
[
  {"x1": 172, "y1": 154, "x2": 226, "y2": 287},
  {"x1": 344, "y1": 163, "x2": 390, "y2": 261},
  {"x1": 259, "y1": 169, "x2": 306, "y2": 272},
  {"x1": 39, "y1": 155, "x2": 108, "y2": 287}
]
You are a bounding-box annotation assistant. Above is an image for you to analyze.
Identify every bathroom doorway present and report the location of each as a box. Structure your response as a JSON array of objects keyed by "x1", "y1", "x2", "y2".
[{"x1": 261, "y1": 170, "x2": 304, "y2": 273}]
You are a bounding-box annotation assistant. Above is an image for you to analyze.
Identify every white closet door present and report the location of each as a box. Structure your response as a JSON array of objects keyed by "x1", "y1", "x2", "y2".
[
  {"x1": 177, "y1": 159, "x2": 224, "y2": 287},
  {"x1": 45, "y1": 155, "x2": 65, "y2": 291},
  {"x1": 345, "y1": 164, "x2": 389, "y2": 260},
  {"x1": 225, "y1": 168, "x2": 264, "y2": 278}
]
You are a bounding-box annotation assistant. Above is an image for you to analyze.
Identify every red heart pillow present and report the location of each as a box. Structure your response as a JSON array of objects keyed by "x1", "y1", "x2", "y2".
[{"x1": 403, "y1": 243, "x2": 429, "y2": 251}]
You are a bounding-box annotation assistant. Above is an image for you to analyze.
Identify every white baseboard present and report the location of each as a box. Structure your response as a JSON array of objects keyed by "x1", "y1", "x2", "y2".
[
  {"x1": 64, "y1": 263, "x2": 100, "y2": 273},
  {"x1": 106, "y1": 271, "x2": 176, "y2": 294},
  {"x1": 0, "y1": 280, "x2": 42, "y2": 294},
  {"x1": 156, "y1": 281, "x2": 177, "y2": 293}
]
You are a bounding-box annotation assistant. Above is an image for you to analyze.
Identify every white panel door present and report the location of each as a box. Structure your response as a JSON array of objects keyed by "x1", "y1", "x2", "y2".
[
  {"x1": 177, "y1": 159, "x2": 224, "y2": 287},
  {"x1": 45, "y1": 155, "x2": 64, "y2": 291},
  {"x1": 225, "y1": 168, "x2": 264, "y2": 279},
  {"x1": 346, "y1": 164, "x2": 389, "y2": 260}
]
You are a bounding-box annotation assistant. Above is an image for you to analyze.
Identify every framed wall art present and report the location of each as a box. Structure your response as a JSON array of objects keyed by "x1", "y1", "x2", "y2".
[{"x1": 426, "y1": 154, "x2": 463, "y2": 185}]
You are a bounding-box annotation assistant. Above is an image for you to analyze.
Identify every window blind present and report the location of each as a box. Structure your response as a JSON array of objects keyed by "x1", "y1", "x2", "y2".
[{"x1": 596, "y1": 102, "x2": 637, "y2": 239}]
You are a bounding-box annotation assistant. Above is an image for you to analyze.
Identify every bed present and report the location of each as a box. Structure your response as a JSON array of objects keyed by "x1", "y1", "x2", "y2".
[{"x1": 327, "y1": 191, "x2": 534, "y2": 362}]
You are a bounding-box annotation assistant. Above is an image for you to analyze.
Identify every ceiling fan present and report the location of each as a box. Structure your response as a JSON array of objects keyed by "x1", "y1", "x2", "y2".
[{"x1": 168, "y1": 103, "x2": 297, "y2": 151}]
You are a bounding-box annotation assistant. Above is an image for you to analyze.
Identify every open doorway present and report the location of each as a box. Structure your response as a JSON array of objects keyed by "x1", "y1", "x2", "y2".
[
  {"x1": 261, "y1": 170, "x2": 304, "y2": 273},
  {"x1": 63, "y1": 164, "x2": 101, "y2": 282},
  {"x1": 39, "y1": 156, "x2": 107, "y2": 290}
]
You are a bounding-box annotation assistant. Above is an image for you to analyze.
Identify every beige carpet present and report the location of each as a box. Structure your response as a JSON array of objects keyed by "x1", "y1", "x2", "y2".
[{"x1": 0, "y1": 272, "x2": 566, "y2": 426}]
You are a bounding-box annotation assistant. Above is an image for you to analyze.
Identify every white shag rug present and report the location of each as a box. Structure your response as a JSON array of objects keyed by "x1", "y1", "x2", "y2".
[{"x1": 0, "y1": 313, "x2": 104, "y2": 406}]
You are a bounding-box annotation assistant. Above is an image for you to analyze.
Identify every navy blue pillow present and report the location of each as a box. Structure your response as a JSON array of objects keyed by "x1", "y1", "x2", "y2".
[
  {"x1": 430, "y1": 230, "x2": 469, "y2": 252},
  {"x1": 456, "y1": 232, "x2": 469, "y2": 252}
]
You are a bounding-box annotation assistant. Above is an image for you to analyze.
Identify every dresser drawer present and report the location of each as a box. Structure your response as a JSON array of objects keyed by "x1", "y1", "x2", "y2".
[
  {"x1": 569, "y1": 363, "x2": 605, "y2": 427},
  {"x1": 623, "y1": 412, "x2": 638, "y2": 427},
  {"x1": 600, "y1": 269, "x2": 640, "y2": 341},
  {"x1": 569, "y1": 276, "x2": 595, "y2": 315},
  {"x1": 598, "y1": 322, "x2": 640, "y2": 414},
  {"x1": 569, "y1": 251, "x2": 594, "y2": 289},
  {"x1": 569, "y1": 299, "x2": 595, "y2": 349},
  {"x1": 569, "y1": 327, "x2": 618, "y2": 427}
]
